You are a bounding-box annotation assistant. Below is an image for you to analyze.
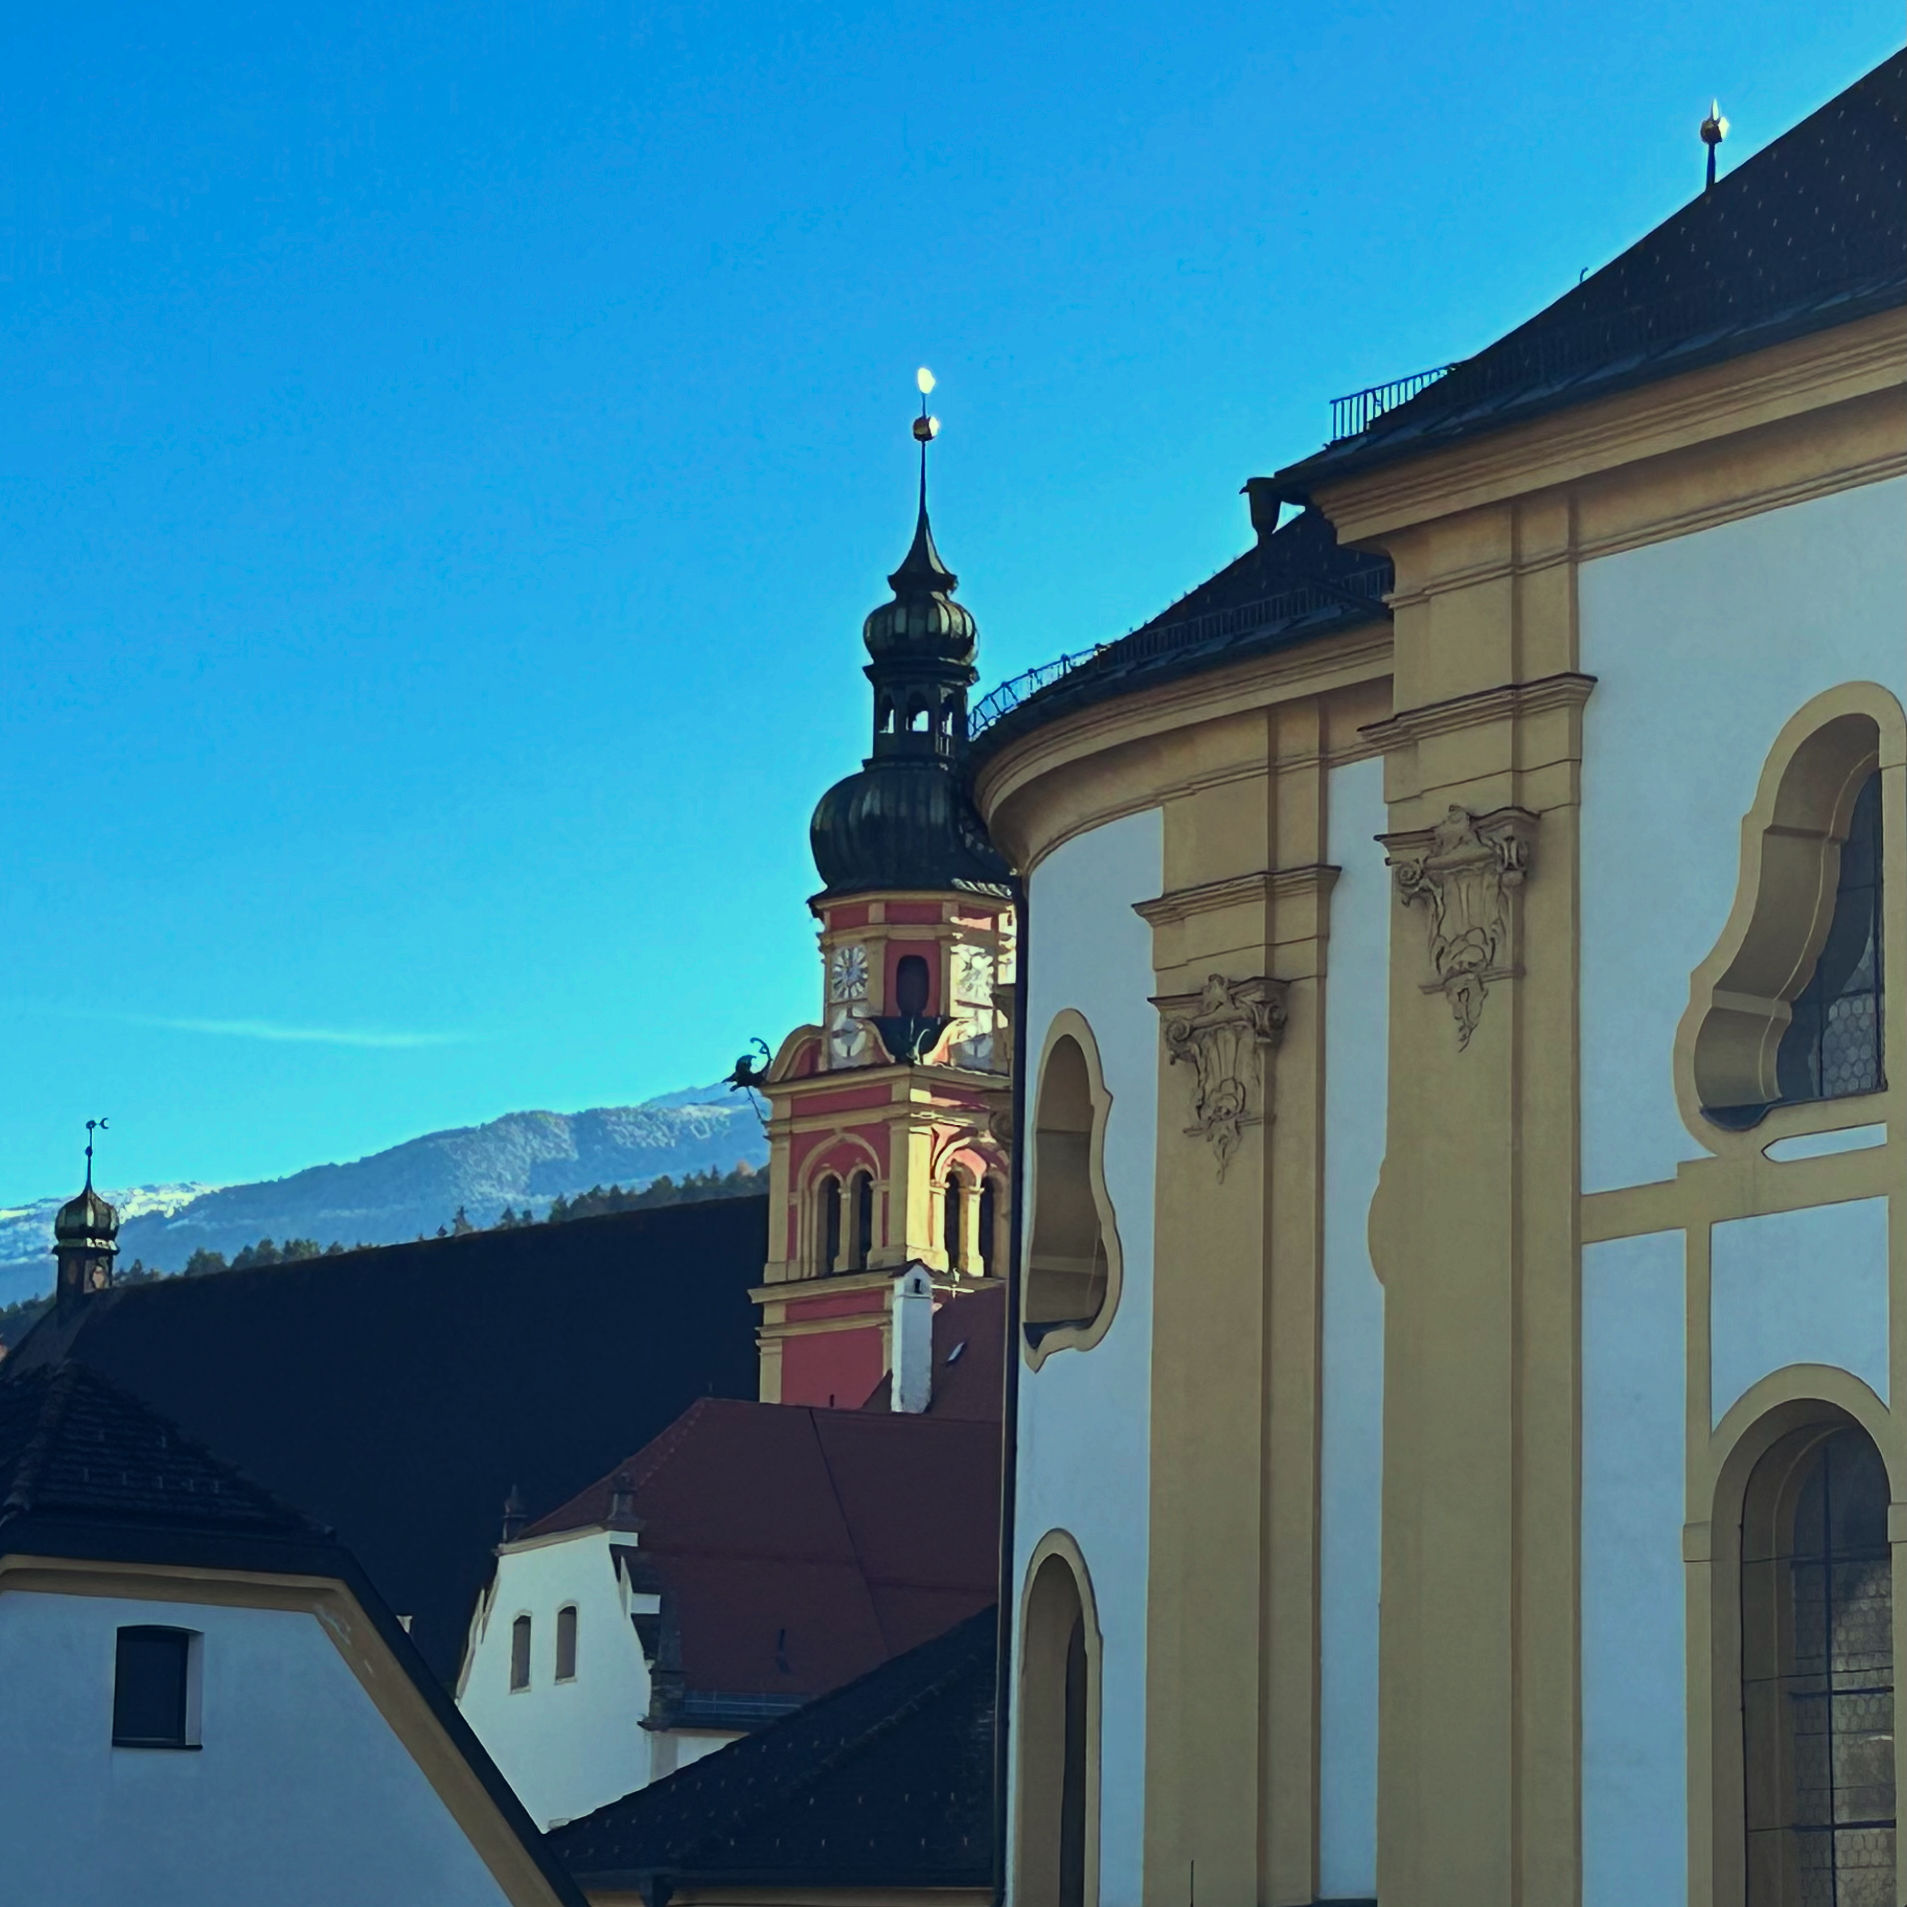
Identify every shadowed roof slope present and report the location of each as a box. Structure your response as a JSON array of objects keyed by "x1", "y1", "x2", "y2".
[
  {"x1": 524, "y1": 1397, "x2": 1000, "y2": 1707},
  {"x1": 859, "y1": 1280, "x2": 1006, "y2": 1419},
  {"x1": 1274, "y1": 48, "x2": 1906, "y2": 492},
  {"x1": 550, "y1": 1603, "x2": 996, "y2": 1896},
  {"x1": 7, "y1": 1195, "x2": 768, "y2": 1681}
]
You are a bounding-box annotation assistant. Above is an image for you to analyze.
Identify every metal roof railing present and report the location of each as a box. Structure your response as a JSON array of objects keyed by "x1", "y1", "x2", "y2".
[
  {"x1": 970, "y1": 560, "x2": 1393, "y2": 742},
  {"x1": 1328, "y1": 365, "x2": 1454, "y2": 442}
]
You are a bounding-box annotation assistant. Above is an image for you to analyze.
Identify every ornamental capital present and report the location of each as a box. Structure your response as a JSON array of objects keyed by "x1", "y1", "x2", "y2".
[
  {"x1": 1150, "y1": 973, "x2": 1289, "y2": 1180},
  {"x1": 1379, "y1": 804, "x2": 1538, "y2": 1048}
]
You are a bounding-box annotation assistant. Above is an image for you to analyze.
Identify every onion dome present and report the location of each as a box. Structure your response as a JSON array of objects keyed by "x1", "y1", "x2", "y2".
[
  {"x1": 810, "y1": 388, "x2": 1011, "y2": 900},
  {"x1": 54, "y1": 1182, "x2": 119, "y2": 1256}
]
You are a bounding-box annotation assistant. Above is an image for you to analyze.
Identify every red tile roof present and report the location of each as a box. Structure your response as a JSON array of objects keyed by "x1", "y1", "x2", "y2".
[{"x1": 525, "y1": 1398, "x2": 999, "y2": 1704}]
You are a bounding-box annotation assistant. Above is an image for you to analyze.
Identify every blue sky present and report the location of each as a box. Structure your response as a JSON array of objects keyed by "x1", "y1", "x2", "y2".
[{"x1": 2, "y1": 2, "x2": 1898, "y2": 1200}]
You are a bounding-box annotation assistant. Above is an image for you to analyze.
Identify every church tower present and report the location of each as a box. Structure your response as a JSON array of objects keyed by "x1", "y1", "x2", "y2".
[
  {"x1": 753, "y1": 379, "x2": 1016, "y2": 1409},
  {"x1": 53, "y1": 1121, "x2": 119, "y2": 1322}
]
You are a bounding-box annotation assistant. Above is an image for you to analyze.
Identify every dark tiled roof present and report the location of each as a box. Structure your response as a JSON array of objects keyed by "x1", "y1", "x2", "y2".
[
  {"x1": 0, "y1": 1360, "x2": 318, "y2": 1541},
  {"x1": 7, "y1": 1196, "x2": 769, "y2": 1681},
  {"x1": 970, "y1": 504, "x2": 1390, "y2": 757},
  {"x1": 551, "y1": 1603, "x2": 996, "y2": 1893},
  {"x1": 859, "y1": 1280, "x2": 1006, "y2": 1419},
  {"x1": 0, "y1": 1360, "x2": 593, "y2": 1907},
  {"x1": 1275, "y1": 49, "x2": 1906, "y2": 492},
  {"x1": 523, "y1": 1397, "x2": 1000, "y2": 1707}
]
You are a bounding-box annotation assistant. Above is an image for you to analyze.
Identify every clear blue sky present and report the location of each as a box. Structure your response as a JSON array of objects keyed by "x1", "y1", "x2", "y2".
[{"x1": 3, "y1": 2, "x2": 1897, "y2": 1201}]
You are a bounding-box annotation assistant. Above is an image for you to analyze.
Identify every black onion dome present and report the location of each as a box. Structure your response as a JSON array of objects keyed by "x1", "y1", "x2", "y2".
[
  {"x1": 861, "y1": 508, "x2": 977, "y2": 665},
  {"x1": 54, "y1": 1183, "x2": 119, "y2": 1253},
  {"x1": 810, "y1": 758, "x2": 1011, "y2": 899}
]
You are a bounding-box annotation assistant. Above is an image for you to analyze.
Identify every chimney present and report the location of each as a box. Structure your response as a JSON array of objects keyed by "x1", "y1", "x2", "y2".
[
  {"x1": 499, "y1": 1486, "x2": 527, "y2": 1545},
  {"x1": 891, "y1": 1264, "x2": 934, "y2": 1414}
]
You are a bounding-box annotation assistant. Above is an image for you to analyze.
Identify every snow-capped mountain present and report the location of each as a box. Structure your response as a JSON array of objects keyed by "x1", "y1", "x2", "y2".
[{"x1": 0, "y1": 1086, "x2": 767, "y2": 1307}]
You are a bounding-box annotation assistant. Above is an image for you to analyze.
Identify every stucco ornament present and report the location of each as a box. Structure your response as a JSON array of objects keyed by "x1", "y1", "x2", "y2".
[
  {"x1": 1381, "y1": 804, "x2": 1539, "y2": 1049},
  {"x1": 1154, "y1": 973, "x2": 1289, "y2": 1180}
]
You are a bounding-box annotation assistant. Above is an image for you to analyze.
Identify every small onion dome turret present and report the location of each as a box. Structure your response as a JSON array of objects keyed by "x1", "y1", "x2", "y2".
[
  {"x1": 860, "y1": 509, "x2": 977, "y2": 667},
  {"x1": 54, "y1": 1182, "x2": 120, "y2": 1256}
]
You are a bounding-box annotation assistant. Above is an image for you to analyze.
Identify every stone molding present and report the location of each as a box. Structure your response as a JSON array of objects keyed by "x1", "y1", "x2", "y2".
[
  {"x1": 1150, "y1": 973, "x2": 1290, "y2": 1179},
  {"x1": 1358, "y1": 672, "x2": 1595, "y2": 750},
  {"x1": 1380, "y1": 805, "x2": 1539, "y2": 1048},
  {"x1": 1133, "y1": 864, "x2": 1341, "y2": 931}
]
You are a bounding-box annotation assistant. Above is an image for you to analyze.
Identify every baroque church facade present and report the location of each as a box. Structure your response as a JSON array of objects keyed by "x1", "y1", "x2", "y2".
[{"x1": 974, "y1": 51, "x2": 1904, "y2": 1907}]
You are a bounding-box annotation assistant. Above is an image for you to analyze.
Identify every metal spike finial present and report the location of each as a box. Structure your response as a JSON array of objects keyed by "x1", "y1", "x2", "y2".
[
  {"x1": 1700, "y1": 100, "x2": 1729, "y2": 192},
  {"x1": 83, "y1": 1117, "x2": 108, "y2": 1192},
  {"x1": 911, "y1": 366, "x2": 941, "y2": 513}
]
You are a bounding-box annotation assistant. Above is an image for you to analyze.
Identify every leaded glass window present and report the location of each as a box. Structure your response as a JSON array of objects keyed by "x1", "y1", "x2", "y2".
[
  {"x1": 1743, "y1": 1425, "x2": 1896, "y2": 1906},
  {"x1": 1775, "y1": 772, "x2": 1886, "y2": 1107}
]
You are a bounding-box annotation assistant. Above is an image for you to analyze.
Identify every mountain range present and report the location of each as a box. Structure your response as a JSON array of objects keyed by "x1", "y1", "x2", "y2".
[{"x1": 0, "y1": 1086, "x2": 768, "y2": 1307}]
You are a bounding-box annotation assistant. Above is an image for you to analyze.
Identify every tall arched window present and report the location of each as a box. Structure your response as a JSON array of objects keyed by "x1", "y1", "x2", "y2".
[
  {"x1": 1741, "y1": 1423, "x2": 1895, "y2": 1903},
  {"x1": 818, "y1": 1174, "x2": 842, "y2": 1275},
  {"x1": 509, "y1": 1615, "x2": 532, "y2": 1692},
  {"x1": 1025, "y1": 1017, "x2": 1121, "y2": 1357},
  {"x1": 850, "y1": 1171, "x2": 874, "y2": 1271},
  {"x1": 555, "y1": 1605, "x2": 578, "y2": 1682},
  {"x1": 979, "y1": 1178, "x2": 1000, "y2": 1277},
  {"x1": 1017, "y1": 1542, "x2": 1098, "y2": 1907},
  {"x1": 944, "y1": 1172, "x2": 965, "y2": 1273}
]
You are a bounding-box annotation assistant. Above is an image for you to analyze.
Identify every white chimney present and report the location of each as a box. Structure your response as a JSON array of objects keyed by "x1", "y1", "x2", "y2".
[{"x1": 891, "y1": 1264, "x2": 934, "y2": 1414}]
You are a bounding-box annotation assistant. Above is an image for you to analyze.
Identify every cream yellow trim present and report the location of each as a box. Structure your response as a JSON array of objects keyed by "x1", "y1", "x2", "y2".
[
  {"x1": 1673, "y1": 682, "x2": 1906, "y2": 1151},
  {"x1": 1022, "y1": 1009, "x2": 1123, "y2": 1369},
  {"x1": 1014, "y1": 1530, "x2": 1103, "y2": 1907},
  {"x1": 588, "y1": 1890, "x2": 991, "y2": 1907},
  {"x1": 1312, "y1": 308, "x2": 1906, "y2": 545},
  {"x1": 0, "y1": 1554, "x2": 571, "y2": 1907}
]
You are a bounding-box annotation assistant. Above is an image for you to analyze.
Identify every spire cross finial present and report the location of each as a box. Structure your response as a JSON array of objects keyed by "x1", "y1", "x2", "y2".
[{"x1": 84, "y1": 1117, "x2": 108, "y2": 1192}]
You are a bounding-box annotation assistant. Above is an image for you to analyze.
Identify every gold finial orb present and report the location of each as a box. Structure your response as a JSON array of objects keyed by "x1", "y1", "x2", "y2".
[
  {"x1": 1701, "y1": 100, "x2": 1728, "y2": 146},
  {"x1": 916, "y1": 366, "x2": 936, "y2": 396},
  {"x1": 912, "y1": 414, "x2": 940, "y2": 443}
]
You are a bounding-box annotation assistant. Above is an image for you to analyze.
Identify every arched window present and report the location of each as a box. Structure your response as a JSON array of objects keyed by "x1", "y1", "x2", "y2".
[
  {"x1": 850, "y1": 1171, "x2": 874, "y2": 1271},
  {"x1": 818, "y1": 1174, "x2": 842, "y2": 1275},
  {"x1": 1016, "y1": 1543, "x2": 1098, "y2": 1907},
  {"x1": 509, "y1": 1614, "x2": 532, "y2": 1692},
  {"x1": 1741, "y1": 1423, "x2": 1894, "y2": 1903},
  {"x1": 1025, "y1": 1017, "x2": 1121, "y2": 1357},
  {"x1": 979, "y1": 1178, "x2": 999, "y2": 1277},
  {"x1": 1692, "y1": 706, "x2": 1890, "y2": 1131},
  {"x1": 944, "y1": 1172, "x2": 965, "y2": 1273},
  {"x1": 894, "y1": 954, "x2": 931, "y2": 1017},
  {"x1": 555, "y1": 1605, "x2": 578, "y2": 1682}
]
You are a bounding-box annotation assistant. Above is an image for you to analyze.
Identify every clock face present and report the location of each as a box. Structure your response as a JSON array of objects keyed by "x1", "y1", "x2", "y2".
[
  {"x1": 829, "y1": 943, "x2": 869, "y2": 1003},
  {"x1": 954, "y1": 946, "x2": 994, "y2": 1006},
  {"x1": 827, "y1": 1004, "x2": 872, "y2": 1067}
]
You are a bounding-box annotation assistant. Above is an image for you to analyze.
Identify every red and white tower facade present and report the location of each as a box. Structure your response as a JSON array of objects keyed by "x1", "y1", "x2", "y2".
[{"x1": 754, "y1": 385, "x2": 1015, "y2": 1408}]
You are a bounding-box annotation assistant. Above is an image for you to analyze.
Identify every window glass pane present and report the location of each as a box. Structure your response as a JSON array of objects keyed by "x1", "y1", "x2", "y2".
[
  {"x1": 113, "y1": 1627, "x2": 190, "y2": 1745},
  {"x1": 556, "y1": 1606, "x2": 578, "y2": 1681},
  {"x1": 510, "y1": 1614, "x2": 532, "y2": 1691}
]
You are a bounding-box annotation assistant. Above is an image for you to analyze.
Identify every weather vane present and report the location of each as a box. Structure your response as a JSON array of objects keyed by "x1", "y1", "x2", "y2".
[
  {"x1": 1701, "y1": 100, "x2": 1728, "y2": 192},
  {"x1": 912, "y1": 366, "x2": 940, "y2": 509},
  {"x1": 84, "y1": 1117, "x2": 108, "y2": 1190}
]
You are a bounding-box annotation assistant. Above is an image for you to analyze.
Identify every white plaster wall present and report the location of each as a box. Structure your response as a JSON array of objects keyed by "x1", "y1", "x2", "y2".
[
  {"x1": 1711, "y1": 1197, "x2": 1891, "y2": 1425},
  {"x1": 1581, "y1": 1230, "x2": 1687, "y2": 1907},
  {"x1": 0, "y1": 1590, "x2": 515, "y2": 1906},
  {"x1": 1011, "y1": 806, "x2": 1162, "y2": 1907},
  {"x1": 459, "y1": 1531, "x2": 653, "y2": 1828},
  {"x1": 1579, "y1": 476, "x2": 1907, "y2": 1195},
  {"x1": 1318, "y1": 753, "x2": 1388, "y2": 1900}
]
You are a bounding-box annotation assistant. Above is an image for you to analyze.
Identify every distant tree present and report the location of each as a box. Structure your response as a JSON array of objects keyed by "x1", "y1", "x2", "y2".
[
  {"x1": 436, "y1": 1226, "x2": 448, "y2": 1238},
  {"x1": 546, "y1": 1194, "x2": 571, "y2": 1223},
  {"x1": 497, "y1": 1206, "x2": 518, "y2": 1229},
  {"x1": 324, "y1": 1241, "x2": 346, "y2": 1256},
  {"x1": 0, "y1": 1292, "x2": 51, "y2": 1347},
  {"x1": 451, "y1": 1206, "x2": 475, "y2": 1236},
  {"x1": 183, "y1": 1248, "x2": 229, "y2": 1277},
  {"x1": 551, "y1": 1160, "x2": 766, "y2": 1224}
]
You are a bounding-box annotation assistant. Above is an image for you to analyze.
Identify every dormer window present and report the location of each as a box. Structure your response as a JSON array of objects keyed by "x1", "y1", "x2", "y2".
[{"x1": 113, "y1": 1626, "x2": 200, "y2": 1749}]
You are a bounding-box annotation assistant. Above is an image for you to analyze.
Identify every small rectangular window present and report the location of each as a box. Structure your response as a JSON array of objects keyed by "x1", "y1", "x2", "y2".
[
  {"x1": 510, "y1": 1614, "x2": 532, "y2": 1691},
  {"x1": 113, "y1": 1626, "x2": 198, "y2": 1748},
  {"x1": 555, "y1": 1605, "x2": 578, "y2": 1682}
]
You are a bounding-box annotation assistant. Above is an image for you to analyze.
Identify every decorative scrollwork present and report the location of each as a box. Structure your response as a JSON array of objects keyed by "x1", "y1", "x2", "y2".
[
  {"x1": 1380, "y1": 805, "x2": 1538, "y2": 1049},
  {"x1": 1152, "y1": 974, "x2": 1289, "y2": 1180}
]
